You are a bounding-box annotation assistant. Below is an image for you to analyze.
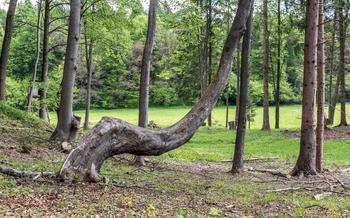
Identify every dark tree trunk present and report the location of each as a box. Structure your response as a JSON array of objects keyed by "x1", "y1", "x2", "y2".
[
  {"x1": 338, "y1": 4, "x2": 347, "y2": 126},
  {"x1": 136, "y1": 0, "x2": 158, "y2": 166},
  {"x1": 27, "y1": 0, "x2": 42, "y2": 112},
  {"x1": 316, "y1": 0, "x2": 325, "y2": 173},
  {"x1": 50, "y1": 0, "x2": 81, "y2": 142},
  {"x1": 327, "y1": 9, "x2": 337, "y2": 125},
  {"x1": 207, "y1": 0, "x2": 213, "y2": 127},
  {"x1": 235, "y1": 43, "x2": 241, "y2": 124},
  {"x1": 58, "y1": 0, "x2": 254, "y2": 182},
  {"x1": 39, "y1": 0, "x2": 50, "y2": 120},
  {"x1": 291, "y1": 0, "x2": 319, "y2": 176},
  {"x1": 0, "y1": 0, "x2": 18, "y2": 101},
  {"x1": 262, "y1": 0, "x2": 270, "y2": 130},
  {"x1": 83, "y1": 30, "x2": 93, "y2": 130},
  {"x1": 275, "y1": 0, "x2": 281, "y2": 129},
  {"x1": 231, "y1": 2, "x2": 254, "y2": 174}
]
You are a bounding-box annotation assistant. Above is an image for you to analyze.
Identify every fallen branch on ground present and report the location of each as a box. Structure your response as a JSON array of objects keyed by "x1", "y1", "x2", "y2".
[
  {"x1": 248, "y1": 168, "x2": 290, "y2": 178},
  {"x1": 0, "y1": 166, "x2": 56, "y2": 179},
  {"x1": 220, "y1": 157, "x2": 279, "y2": 163}
]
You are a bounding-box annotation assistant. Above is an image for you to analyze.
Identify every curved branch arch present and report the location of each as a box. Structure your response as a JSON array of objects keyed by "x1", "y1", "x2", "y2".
[{"x1": 59, "y1": 0, "x2": 253, "y2": 182}]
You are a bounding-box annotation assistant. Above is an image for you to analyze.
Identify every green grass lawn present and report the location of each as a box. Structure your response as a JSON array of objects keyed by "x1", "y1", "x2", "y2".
[
  {"x1": 48, "y1": 104, "x2": 350, "y2": 166},
  {"x1": 51, "y1": 104, "x2": 350, "y2": 129}
]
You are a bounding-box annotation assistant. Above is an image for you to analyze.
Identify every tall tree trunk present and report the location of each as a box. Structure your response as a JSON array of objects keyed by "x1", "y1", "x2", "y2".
[
  {"x1": 83, "y1": 31, "x2": 93, "y2": 130},
  {"x1": 338, "y1": 3, "x2": 347, "y2": 126},
  {"x1": 291, "y1": 0, "x2": 319, "y2": 176},
  {"x1": 0, "y1": 0, "x2": 18, "y2": 101},
  {"x1": 316, "y1": 0, "x2": 325, "y2": 173},
  {"x1": 207, "y1": 0, "x2": 213, "y2": 127},
  {"x1": 50, "y1": 0, "x2": 81, "y2": 142},
  {"x1": 235, "y1": 43, "x2": 241, "y2": 124},
  {"x1": 39, "y1": 0, "x2": 50, "y2": 120},
  {"x1": 27, "y1": 0, "x2": 42, "y2": 112},
  {"x1": 275, "y1": 0, "x2": 281, "y2": 129},
  {"x1": 232, "y1": 2, "x2": 254, "y2": 174},
  {"x1": 136, "y1": 0, "x2": 158, "y2": 166},
  {"x1": 262, "y1": 0, "x2": 270, "y2": 130},
  {"x1": 58, "y1": 0, "x2": 254, "y2": 182},
  {"x1": 327, "y1": 9, "x2": 338, "y2": 125}
]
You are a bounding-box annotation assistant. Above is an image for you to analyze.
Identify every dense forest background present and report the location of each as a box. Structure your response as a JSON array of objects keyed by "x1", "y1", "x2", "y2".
[{"x1": 0, "y1": 0, "x2": 348, "y2": 111}]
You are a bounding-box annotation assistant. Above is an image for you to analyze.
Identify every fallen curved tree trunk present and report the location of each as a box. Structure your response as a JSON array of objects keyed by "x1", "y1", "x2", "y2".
[{"x1": 59, "y1": 0, "x2": 253, "y2": 182}]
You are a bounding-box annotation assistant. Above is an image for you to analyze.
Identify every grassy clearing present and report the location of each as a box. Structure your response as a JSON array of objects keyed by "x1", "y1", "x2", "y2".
[{"x1": 50, "y1": 104, "x2": 350, "y2": 129}]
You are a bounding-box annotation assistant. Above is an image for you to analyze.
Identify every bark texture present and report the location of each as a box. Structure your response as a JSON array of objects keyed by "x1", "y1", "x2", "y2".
[
  {"x1": 291, "y1": 0, "x2": 319, "y2": 176},
  {"x1": 0, "y1": 0, "x2": 18, "y2": 101},
  {"x1": 316, "y1": 0, "x2": 325, "y2": 173},
  {"x1": 84, "y1": 34, "x2": 93, "y2": 130},
  {"x1": 51, "y1": 0, "x2": 81, "y2": 141},
  {"x1": 327, "y1": 9, "x2": 337, "y2": 125},
  {"x1": 39, "y1": 0, "x2": 50, "y2": 120},
  {"x1": 136, "y1": 0, "x2": 158, "y2": 165},
  {"x1": 275, "y1": 0, "x2": 281, "y2": 129},
  {"x1": 59, "y1": 0, "x2": 253, "y2": 182},
  {"x1": 262, "y1": 0, "x2": 270, "y2": 130},
  {"x1": 338, "y1": 5, "x2": 347, "y2": 126},
  {"x1": 232, "y1": 2, "x2": 254, "y2": 174}
]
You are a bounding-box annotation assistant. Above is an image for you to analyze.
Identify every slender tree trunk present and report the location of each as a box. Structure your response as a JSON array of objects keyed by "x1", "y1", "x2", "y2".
[
  {"x1": 316, "y1": 0, "x2": 325, "y2": 173},
  {"x1": 27, "y1": 0, "x2": 42, "y2": 112},
  {"x1": 262, "y1": 0, "x2": 270, "y2": 130},
  {"x1": 338, "y1": 4, "x2": 347, "y2": 126},
  {"x1": 207, "y1": 0, "x2": 213, "y2": 127},
  {"x1": 50, "y1": 0, "x2": 81, "y2": 142},
  {"x1": 58, "y1": 0, "x2": 254, "y2": 182},
  {"x1": 232, "y1": 2, "x2": 254, "y2": 174},
  {"x1": 83, "y1": 32, "x2": 93, "y2": 130},
  {"x1": 136, "y1": 0, "x2": 158, "y2": 166},
  {"x1": 291, "y1": 0, "x2": 319, "y2": 176},
  {"x1": 225, "y1": 87, "x2": 229, "y2": 128},
  {"x1": 275, "y1": 0, "x2": 281, "y2": 129},
  {"x1": 327, "y1": 9, "x2": 337, "y2": 124},
  {"x1": 0, "y1": 0, "x2": 18, "y2": 101},
  {"x1": 235, "y1": 43, "x2": 241, "y2": 124},
  {"x1": 39, "y1": 0, "x2": 50, "y2": 120}
]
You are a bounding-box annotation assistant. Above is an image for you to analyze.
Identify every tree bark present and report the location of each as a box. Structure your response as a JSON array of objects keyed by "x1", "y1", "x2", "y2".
[
  {"x1": 39, "y1": 0, "x2": 50, "y2": 120},
  {"x1": 207, "y1": 0, "x2": 213, "y2": 127},
  {"x1": 235, "y1": 43, "x2": 241, "y2": 124},
  {"x1": 231, "y1": 2, "x2": 254, "y2": 174},
  {"x1": 58, "y1": 0, "x2": 254, "y2": 182},
  {"x1": 83, "y1": 31, "x2": 93, "y2": 130},
  {"x1": 50, "y1": 0, "x2": 81, "y2": 142},
  {"x1": 0, "y1": 0, "x2": 18, "y2": 101},
  {"x1": 338, "y1": 3, "x2": 347, "y2": 126},
  {"x1": 316, "y1": 0, "x2": 325, "y2": 173},
  {"x1": 275, "y1": 0, "x2": 281, "y2": 129},
  {"x1": 291, "y1": 0, "x2": 319, "y2": 176},
  {"x1": 27, "y1": 0, "x2": 42, "y2": 112},
  {"x1": 136, "y1": 0, "x2": 158, "y2": 166},
  {"x1": 262, "y1": 0, "x2": 270, "y2": 130},
  {"x1": 327, "y1": 9, "x2": 337, "y2": 125}
]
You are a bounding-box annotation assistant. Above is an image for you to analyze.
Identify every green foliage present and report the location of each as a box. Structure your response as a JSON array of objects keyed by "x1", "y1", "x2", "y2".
[
  {"x1": 5, "y1": 77, "x2": 27, "y2": 109},
  {"x1": 150, "y1": 81, "x2": 178, "y2": 106}
]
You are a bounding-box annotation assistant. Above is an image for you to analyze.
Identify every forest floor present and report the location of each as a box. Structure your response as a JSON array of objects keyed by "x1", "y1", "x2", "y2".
[{"x1": 1, "y1": 103, "x2": 350, "y2": 217}]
